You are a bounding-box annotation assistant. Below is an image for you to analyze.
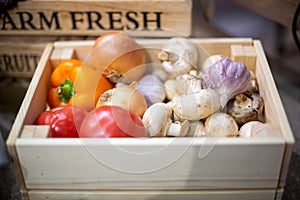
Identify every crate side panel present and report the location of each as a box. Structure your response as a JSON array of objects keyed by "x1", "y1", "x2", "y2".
[
  {"x1": 28, "y1": 189, "x2": 276, "y2": 200},
  {"x1": 0, "y1": 0, "x2": 192, "y2": 37},
  {"x1": 254, "y1": 40, "x2": 294, "y2": 188},
  {"x1": 16, "y1": 138, "x2": 284, "y2": 190}
]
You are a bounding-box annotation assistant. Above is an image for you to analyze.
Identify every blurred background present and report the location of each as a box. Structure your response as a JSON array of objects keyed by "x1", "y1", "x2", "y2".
[{"x1": 1, "y1": 0, "x2": 299, "y2": 199}]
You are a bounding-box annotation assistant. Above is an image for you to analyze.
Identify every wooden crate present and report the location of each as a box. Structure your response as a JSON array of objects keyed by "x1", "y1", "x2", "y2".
[
  {"x1": 0, "y1": 0, "x2": 192, "y2": 37},
  {"x1": 6, "y1": 38, "x2": 294, "y2": 200},
  {"x1": 0, "y1": 36, "x2": 86, "y2": 78}
]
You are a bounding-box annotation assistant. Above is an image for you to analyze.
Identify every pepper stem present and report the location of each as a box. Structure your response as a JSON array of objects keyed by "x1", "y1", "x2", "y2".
[{"x1": 56, "y1": 79, "x2": 74, "y2": 103}]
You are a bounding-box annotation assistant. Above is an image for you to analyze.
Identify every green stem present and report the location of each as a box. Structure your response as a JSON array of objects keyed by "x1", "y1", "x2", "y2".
[{"x1": 56, "y1": 79, "x2": 74, "y2": 103}]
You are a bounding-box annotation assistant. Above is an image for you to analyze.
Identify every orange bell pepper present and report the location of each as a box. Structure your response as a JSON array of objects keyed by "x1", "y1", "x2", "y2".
[{"x1": 47, "y1": 59, "x2": 114, "y2": 111}]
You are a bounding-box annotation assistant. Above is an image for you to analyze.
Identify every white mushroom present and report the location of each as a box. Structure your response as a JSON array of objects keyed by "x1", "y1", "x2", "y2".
[
  {"x1": 171, "y1": 88, "x2": 220, "y2": 120},
  {"x1": 187, "y1": 120, "x2": 206, "y2": 137},
  {"x1": 166, "y1": 120, "x2": 190, "y2": 137},
  {"x1": 226, "y1": 93, "x2": 264, "y2": 125},
  {"x1": 239, "y1": 121, "x2": 280, "y2": 138},
  {"x1": 205, "y1": 112, "x2": 239, "y2": 137},
  {"x1": 157, "y1": 38, "x2": 198, "y2": 79},
  {"x1": 142, "y1": 102, "x2": 172, "y2": 137},
  {"x1": 164, "y1": 73, "x2": 202, "y2": 101}
]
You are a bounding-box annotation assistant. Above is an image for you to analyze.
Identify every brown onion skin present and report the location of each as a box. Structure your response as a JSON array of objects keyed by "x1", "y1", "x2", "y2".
[{"x1": 90, "y1": 33, "x2": 146, "y2": 83}]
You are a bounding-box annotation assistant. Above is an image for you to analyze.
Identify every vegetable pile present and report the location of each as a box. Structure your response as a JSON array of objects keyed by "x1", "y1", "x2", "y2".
[{"x1": 35, "y1": 33, "x2": 270, "y2": 138}]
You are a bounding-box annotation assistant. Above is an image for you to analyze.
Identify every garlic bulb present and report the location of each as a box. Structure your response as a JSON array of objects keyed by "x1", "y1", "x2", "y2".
[
  {"x1": 134, "y1": 74, "x2": 166, "y2": 107},
  {"x1": 202, "y1": 57, "x2": 251, "y2": 108},
  {"x1": 202, "y1": 55, "x2": 223, "y2": 73},
  {"x1": 157, "y1": 38, "x2": 198, "y2": 79}
]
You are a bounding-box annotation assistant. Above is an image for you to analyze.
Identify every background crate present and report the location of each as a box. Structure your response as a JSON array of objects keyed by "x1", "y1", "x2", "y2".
[
  {"x1": 0, "y1": 0, "x2": 192, "y2": 37},
  {"x1": 0, "y1": 36, "x2": 87, "y2": 78},
  {"x1": 6, "y1": 38, "x2": 294, "y2": 200}
]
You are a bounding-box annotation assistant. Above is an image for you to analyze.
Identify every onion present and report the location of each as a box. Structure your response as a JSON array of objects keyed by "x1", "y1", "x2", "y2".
[
  {"x1": 96, "y1": 85, "x2": 147, "y2": 117},
  {"x1": 90, "y1": 33, "x2": 146, "y2": 83}
]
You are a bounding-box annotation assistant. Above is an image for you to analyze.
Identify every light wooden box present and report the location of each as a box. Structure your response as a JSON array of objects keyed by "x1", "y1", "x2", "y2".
[
  {"x1": 7, "y1": 38, "x2": 294, "y2": 200},
  {"x1": 0, "y1": 0, "x2": 192, "y2": 37}
]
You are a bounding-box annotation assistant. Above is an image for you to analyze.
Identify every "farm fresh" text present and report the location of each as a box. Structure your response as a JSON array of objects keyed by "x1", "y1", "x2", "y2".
[{"x1": 0, "y1": 11, "x2": 162, "y2": 31}]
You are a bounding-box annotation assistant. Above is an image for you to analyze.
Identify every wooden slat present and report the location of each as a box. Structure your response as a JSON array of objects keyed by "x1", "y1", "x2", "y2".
[
  {"x1": 0, "y1": 36, "x2": 86, "y2": 78},
  {"x1": 28, "y1": 189, "x2": 276, "y2": 200},
  {"x1": 6, "y1": 43, "x2": 54, "y2": 197},
  {"x1": 0, "y1": 0, "x2": 192, "y2": 37},
  {"x1": 16, "y1": 137, "x2": 284, "y2": 190},
  {"x1": 253, "y1": 40, "x2": 295, "y2": 188}
]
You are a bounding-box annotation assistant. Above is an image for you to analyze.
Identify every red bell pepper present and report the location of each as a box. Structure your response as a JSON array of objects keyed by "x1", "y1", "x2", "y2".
[{"x1": 35, "y1": 106, "x2": 87, "y2": 138}]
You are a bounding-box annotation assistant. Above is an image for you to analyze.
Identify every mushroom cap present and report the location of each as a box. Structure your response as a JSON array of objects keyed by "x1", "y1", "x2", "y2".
[{"x1": 205, "y1": 112, "x2": 239, "y2": 137}]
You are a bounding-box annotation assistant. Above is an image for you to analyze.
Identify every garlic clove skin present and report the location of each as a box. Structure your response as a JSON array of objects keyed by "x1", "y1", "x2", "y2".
[
  {"x1": 205, "y1": 112, "x2": 239, "y2": 137},
  {"x1": 171, "y1": 88, "x2": 220, "y2": 120},
  {"x1": 142, "y1": 102, "x2": 172, "y2": 137}
]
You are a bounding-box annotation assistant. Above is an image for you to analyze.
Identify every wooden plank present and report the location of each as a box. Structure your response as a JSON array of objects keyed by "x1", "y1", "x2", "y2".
[
  {"x1": 28, "y1": 189, "x2": 276, "y2": 200},
  {"x1": 253, "y1": 40, "x2": 295, "y2": 188},
  {"x1": 0, "y1": 36, "x2": 86, "y2": 78},
  {"x1": 0, "y1": 0, "x2": 192, "y2": 37},
  {"x1": 16, "y1": 137, "x2": 285, "y2": 190},
  {"x1": 0, "y1": 40, "x2": 46, "y2": 78},
  {"x1": 20, "y1": 125, "x2": 51, "y2": 138},
  {"x1": 6, "y1": 43, "x2": 54, "y2": 197}
]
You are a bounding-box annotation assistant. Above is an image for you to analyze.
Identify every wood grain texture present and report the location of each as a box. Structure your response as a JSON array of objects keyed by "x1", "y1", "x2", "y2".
[
  {"x1": 254, "y1": 40, "x2": 295, "y2": 188},
  {"x1": 16, "y1": 137, "x2": 285, "y2": 190},
  {"x1": 28, "y1": 189, "x2": 276, "y2": 200},
  {"x1": 0, "y1": 0, "x2": 192, "y2": 37}
]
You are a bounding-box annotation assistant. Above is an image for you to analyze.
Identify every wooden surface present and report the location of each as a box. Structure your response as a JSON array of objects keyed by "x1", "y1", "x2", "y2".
[
  {"x1": 27, "y1": 189, "x2": 276, "y2": 200},
  {"x1": 0, "y1": 36, "x2": 86, "y2": 78},
  {"x1": 6, "y1": 38, "x2": 294, "y2": 199},
  {"x1": 231, "y1": 0, "x2": 300, "y2": 30},
  {"x1": 0, "y1": 0, "x2": 192, "y2": 37}
]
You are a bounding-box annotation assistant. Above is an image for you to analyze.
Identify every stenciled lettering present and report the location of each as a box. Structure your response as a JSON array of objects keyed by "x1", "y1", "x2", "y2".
[
  {"x1": 70, "y1": 12, "x2": 84, "y2": 30},
  {"x1": 142, "y1": 12, "x2": 162, "y2": 31},
  {"x1": 0, "y1": 54, "x2": 40, "y2": 73},
  {"x1": 1, "y1": 10, "x2": 163, "y2": 32},
  {"x1": 1, "y1": 12, "x2": 18, "y2": 30},
  {"x1": 108, "y1": 11, "x2": 124, "y2": 30},
  {"x1": 39, "y1": 12, "x2": 61, "y2": 30},
  {"x1": 86, "y1": 11, "x2": 105, "y2": 30},
  {"x1": 18, "y1": 11, "x2": 36, "y2": 30},
  {"x1": 125, "y1": 12, "x2": 139, "y2": 30}
]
